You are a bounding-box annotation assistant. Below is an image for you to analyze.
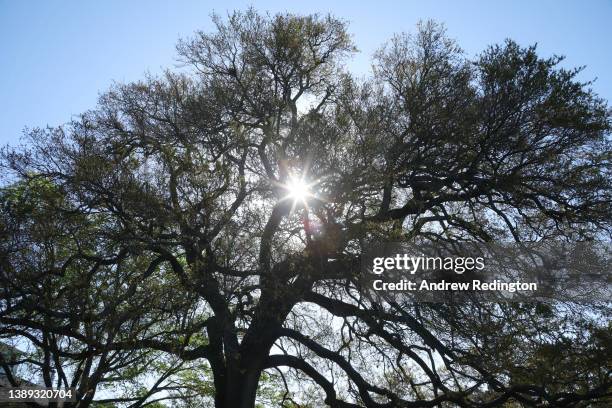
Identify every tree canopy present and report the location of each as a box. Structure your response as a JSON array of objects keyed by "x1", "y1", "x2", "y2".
[{"x1": 1, "y1": 9, "x2": 611, "y2": 408}]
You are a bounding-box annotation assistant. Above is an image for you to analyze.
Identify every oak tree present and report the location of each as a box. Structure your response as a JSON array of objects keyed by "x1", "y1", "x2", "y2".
[{"x1": 1, "y1": 10, "x2": 610, "y2": 408}]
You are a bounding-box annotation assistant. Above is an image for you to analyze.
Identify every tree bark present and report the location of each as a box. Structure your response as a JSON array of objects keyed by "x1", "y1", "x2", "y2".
[{"x1": 222, "y1": 367, "x2": 262, "y2": 408}]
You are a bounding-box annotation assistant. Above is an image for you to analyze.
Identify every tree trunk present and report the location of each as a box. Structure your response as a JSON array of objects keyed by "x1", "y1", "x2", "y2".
[{"x1": 220, "y1": 366, "x2": 262, "y2": 408}]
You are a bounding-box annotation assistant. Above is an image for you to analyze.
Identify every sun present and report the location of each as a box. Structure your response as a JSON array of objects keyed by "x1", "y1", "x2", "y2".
[
  {"x1": 286, "y1": 176, "x2": 310, "y2": 203},
  {"x1": 279, "y1": 173, "x2": 321, "y2": 211}
]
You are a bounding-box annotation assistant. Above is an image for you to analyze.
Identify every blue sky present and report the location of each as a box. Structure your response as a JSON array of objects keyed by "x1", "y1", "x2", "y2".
[{"x1": 1, "y1": 0, "x2": 611, "y2": 145}]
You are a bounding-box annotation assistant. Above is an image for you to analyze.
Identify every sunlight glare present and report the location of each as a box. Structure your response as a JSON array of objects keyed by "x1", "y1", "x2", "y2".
[{"x1": 286, "y1": 176, "x2": 310, "y2": 203}]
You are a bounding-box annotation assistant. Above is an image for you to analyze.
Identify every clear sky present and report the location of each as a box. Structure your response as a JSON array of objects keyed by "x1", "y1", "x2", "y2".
[{"x1": 1, "y1": 0, "x2": 611, "y2": 145}]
